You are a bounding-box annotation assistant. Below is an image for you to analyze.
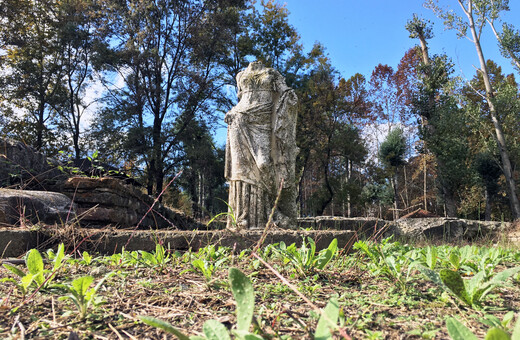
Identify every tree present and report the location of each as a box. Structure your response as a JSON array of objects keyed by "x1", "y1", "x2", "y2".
[
  {"x1": 475, "y1": 152, "x2": 501, "y2": 220},
  {"x1": 295, "y1": 51, "x2": 371, "y2": 217},
  {"x1": 0, "y1": 0, "x2": 65, "y2": 153},
  {"x1": 175, "y1": 119, "x2": 227, "y2": 219},
  {"x1": 426, "y1": 0, "x2": 520, "y2": 219},
  {"x1": 247, "y1": 0, "x2": 305, "y2": 84},
  {"x1": 92, "y1": 0, "x2": 246, "y2": 198},
  {"x1": 57, "y1": 0, "x2": 104, "y2": 161},
  {"x1": 462, "y1": 60, "x2": 520, "y2": 220},
  {"x1": 379, "y1": 127, "x2": 407, "y2": 219},
  {"x1": 406, "y1": 14, "x2": 466, "y2": 217}
]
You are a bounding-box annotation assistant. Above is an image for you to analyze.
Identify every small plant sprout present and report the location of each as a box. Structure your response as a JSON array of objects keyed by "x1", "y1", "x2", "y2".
[
  {"x1": 138, "y1": 242, "x2": 171, "y2": 271},
  {"x1": 418, "y1": 266, "x2": 520, "y2": 309},
  {"x1": 207, "y1": 199, "x2": 237, "y2": 228},
  {"x1": 81, "y1": 251, "x2": 93, "y2": 265},
  {"x1": 275, "y1": 237, "x2": 338, "y2": 276},
  {"x1": 140, "y1": 268, "x2": 263, "y2": 339},
  {"x1": 58, "y1": 272, "x2": 115, "y2": 319},
  {"x1": 2, "y1": 245, "x2": 67, "y2": 296}
]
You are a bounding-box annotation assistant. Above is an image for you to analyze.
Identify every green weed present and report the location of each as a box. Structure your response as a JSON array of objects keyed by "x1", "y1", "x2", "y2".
[
  {"x1": 274, "y1": 237, "x2": 338, "y2": 276},
  {"x1": 57, "y1": 272, "x2": 115, "y2": 320}
]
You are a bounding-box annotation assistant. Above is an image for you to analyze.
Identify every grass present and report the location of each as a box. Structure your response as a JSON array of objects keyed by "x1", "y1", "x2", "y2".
[{"x1": 0, "y1": 235, "x2": 519, "y2": 339}]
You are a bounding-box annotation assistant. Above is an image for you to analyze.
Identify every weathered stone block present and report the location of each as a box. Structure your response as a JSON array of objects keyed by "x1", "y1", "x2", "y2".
[{"x1": 0, "y1": 189, "x2": 76, "y2": 226}]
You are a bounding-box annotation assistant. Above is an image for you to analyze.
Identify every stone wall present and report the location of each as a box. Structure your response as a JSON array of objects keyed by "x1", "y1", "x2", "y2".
[
  {"x1": 57, "y1": 177, "x2": 204, "y2": 230},
  {"x1": 297, "y1": 216, "x2": 509, "y2": 241}
]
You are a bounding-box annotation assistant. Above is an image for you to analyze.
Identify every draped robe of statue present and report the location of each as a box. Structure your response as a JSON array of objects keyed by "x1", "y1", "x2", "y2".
[{"x1": 225, "y1": 61, "x2": 298, "y2": 229}]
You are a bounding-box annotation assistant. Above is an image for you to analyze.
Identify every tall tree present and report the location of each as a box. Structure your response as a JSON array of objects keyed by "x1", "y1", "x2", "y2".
[
  {"x1": 297, "y1": 55, "x2": 369, "y2": 216},
  {"x1": 462, "y1": 60, "x2": 520, "y2": 219},
  {"x1": 175, "y1": 119, "x2": 226, "y2": 219},
  {"x1": 406, "y1": 14, "x2": 465, "y2": 216},
  {"x1": 92, "y1": 0, "x2": 245, "y2": 197},
  {"x1": 426, "y1": 0, "x2": 520, "y2": 219},
  {"x1": 57, "y1": 0, "x2": 103, "y2": 160},
  {"x1": 247, "y1": 0, "x2": 305, "y2": 83},
  {"x1": 379, "y1": 127, "x2": 407, "y2": 219},
  {"x1": 0, "y1": 0, "x2": 65, "y2": 153}
]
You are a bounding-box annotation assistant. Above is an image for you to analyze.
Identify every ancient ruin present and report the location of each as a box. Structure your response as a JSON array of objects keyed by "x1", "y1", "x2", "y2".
[{"x1": 225, "y1": 61, "x2": 299, "y2": 229}]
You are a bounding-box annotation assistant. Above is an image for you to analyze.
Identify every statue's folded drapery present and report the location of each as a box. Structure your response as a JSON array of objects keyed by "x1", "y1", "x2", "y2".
[{"x1": 225, "y1": 61, "x2": 298, "y2": 229}]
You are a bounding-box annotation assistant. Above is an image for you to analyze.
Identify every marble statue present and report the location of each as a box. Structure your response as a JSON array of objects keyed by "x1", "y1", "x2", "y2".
[{"x1": 225, "y1": 61, "x2": 298, "y2": 229}]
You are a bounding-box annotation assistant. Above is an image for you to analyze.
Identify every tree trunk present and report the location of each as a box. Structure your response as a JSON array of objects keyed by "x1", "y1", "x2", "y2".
[
  {"x1": 462, "y1": 0, "x2": 520, "y2": 219},
  {"x1": 36, "y1": 99, "x2": 45, "y2": 151},
  {"x1": 423, "y1": 154, "x2": 427, "y2": 211},
  {"x1": 484, "y1": 187, "x2": 492, "y2": 221},
  {"x1": 392, "y1": 172, "x2": 399, "y2": 220},
  {"x1": 416, "y1": 27, "x2": 457, "y2": 216}
]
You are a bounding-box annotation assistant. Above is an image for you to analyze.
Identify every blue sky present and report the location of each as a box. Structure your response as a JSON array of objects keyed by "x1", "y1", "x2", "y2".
[
  {"x1": 282, "y1": 0, "x2": 520, "y2": 81},
  {"x1": 215, "y1": 1, "x2": 520, "y2": 146}
]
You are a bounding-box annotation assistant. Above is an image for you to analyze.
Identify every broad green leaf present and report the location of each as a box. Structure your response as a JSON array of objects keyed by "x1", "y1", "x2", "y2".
[
  {"x1": 229, "y1": 268, "x2": 254, "y2": 332},
  {"x1": 243, "y1": 335, "x2": 264, "y2": 340},
  {"x1": 304, "y1": 237, "x2": 316, "y2": 268},
  {"x1": 426, "y1": 246, "x2": 438, "y2": 269},
  {"x1": 315, "y1": 297, "x2": 339, "y2": 340},
  {"x1": 202, "y1": 320, "x2": 231, "y2": 340},
  {"x1": 446, "y1": 317, "x2": 478, "y2": 340},
  {"x1": 416, "y1": 265, "x2": 443, "y2": 287},
  {"x1": 155, "y1": 243, "x2": 165, "y2": 263},
  {"x1": 502, "y1": 311, "x2": 515, "y2": 328},
  {"x1": 440, "y1": 269, "x2": 472, "y2": 306},
  {"x1": 3, "y1": 263, "x2": 26, "y2": 278},
  {"x1": 488, "y1": 267, "x2": 520, "y2": 287},
  {"x1": 484, "y1": 327, "x2": 511, "y2": 340},
  {"x1": 315, "y1": 238, "x2": 338, "y2": 270},
  {"x1": 512, "y1": 313, "x2": 520, "y2": 340},
  {"x1": 449, "y1": 251, "x2": 461, "y2": 270},
  {"x1": 21, "y1": 274, "x2": 34, "y2": 290},
  {"x1": 139, "y1": 316, "x2": 190, "y2": 340},
  {"x1": 53, "y1": 244, "x2": 65, "y2": 271},
  {"x1": 27, "y1": 249, "x2": 44, "y2": 276},
  {"x1": 72, "y1": 276, "x2": 94, "y2": 296}
]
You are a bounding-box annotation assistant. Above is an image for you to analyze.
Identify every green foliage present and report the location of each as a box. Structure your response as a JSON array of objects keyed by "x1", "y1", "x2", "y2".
[
  {"x1": 140, "y1": 267, "x2": 261, "y2": 339},
  {"x1": 58, "y1": 272, "x2": 114, "y2": 320},
  {"x1": 81, "y1": 251, "x2": 94, "y2": 266},
  {"x1": 207, "y1": 200, "x2": 237, "y2": 228},
  {"x1": 499, "y1": 23, "x2": 520, "y2": 73},
  {"x1": 314, "y1": 297, "x2": 340, "y2": 340},
  {"x1": 140, "y1": 266, "x2": 341, "y2": 339},
  {"x1": 446, "y1": 313, "x2": 520, "y2": 340},
  {"x1": 229, "y1": 268, "x2": 255, "y2": 335},
  {"x1": 138, "y1": 243, "x2": 171, "y2": 271},
  {"x1": 420, "y1": 266, "x2": 520, "y2": 309},
  {"x1": 181, "y1": 245, "x2": 229, "y2": 284},
  {"x1": 1, "y1": 245, "x2": 67, "y2": 296},
  {"x1": 406, "y1": 14, "x2": 434, "y2": 40},
  {"x1": 354, "y1": 237, "x2": 414, "y2": 292},
  {"x1": 274, "y1": 237, "x2": 338, "y2": 276},
  {"x1": 379, "y1": 128, "x2": 407, "y2": 169},
  {"x1": 139, "y1": 316, "x2": 190, "y2": 340}
]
